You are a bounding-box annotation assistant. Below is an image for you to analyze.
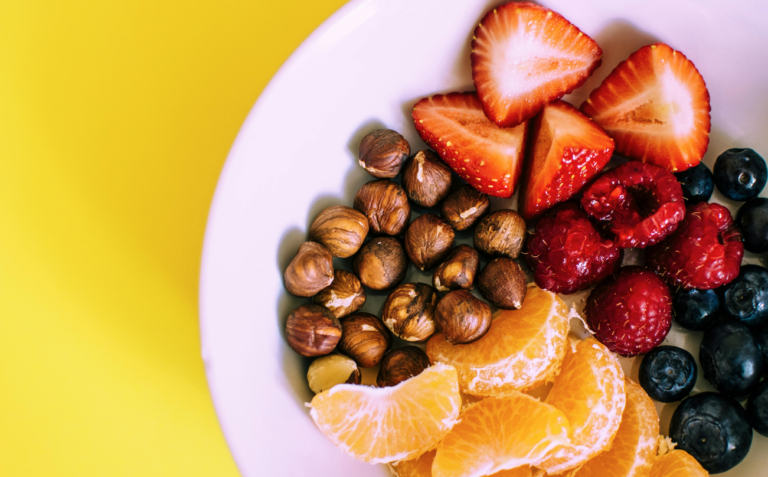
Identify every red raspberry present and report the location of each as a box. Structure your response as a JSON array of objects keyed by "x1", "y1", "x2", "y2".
[
  {"x1": 585, "y1": 267, "x2": 672, "y2": 357},
  {"x1": 581, "y1": 162, "x2": 685, "y2": 248},
  {"x1": 526, "y1": 202, "x2": 621, "y2": 294},
  {"x1": 646, "y1": 202, "x2": 744, "y2": 290}
]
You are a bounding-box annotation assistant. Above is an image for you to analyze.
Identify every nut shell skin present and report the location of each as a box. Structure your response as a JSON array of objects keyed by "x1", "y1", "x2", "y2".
[
  {"x1": 440, "y1": 184, "x2": 491, "y2": 231},
  {"x1": 353, "y1": 237, "x2": 408, "y2": 290},
  {"x1": 309, "y1": 205, "x2": 369, "y2": 258},
  {"x1": 433, "y1": 245, "x2": 479, "y2": 293},
  {"x1": 312, "y1": 270, "x2": 366, "y2": 319},
  {"x1": 285, "y1": 304, "x2": 342, "y2": 357},
  {"x1": 284, "y1": 241, "x2": 334, "y2": 297},
  {"x1": 474, "y1": 210, "x2": 527, "y2": 259},
  {"x1": 404, "y1": 214, "x2": 455, "y2": 271},
  {"x1": 354, "y1": 180, "x2": 411, "y2": 236},
  {"x1": 476, "y1": 257, "x2": 527, "y2": 309},
  {"x1": 358, "y1": 129, "x2": 410, "y2": 178},
  {"x1": 307, "y1": 354, "x2": 361, "y2": 394},
  {"x1": 435, "y1": 290, "x2": 492, "y2": 344},
  {"x1": 382, "y1": 283, "x2": 439, "y2": 342},
  {"x1": 377, "y1": 347, "x2": 431, "y2": 387},
  {"x1": 338, "y1": 313, "x2": 392, "y2": 368},
  {"x1": 401, "y1": 150, "x2": 453, "y2": 208}
]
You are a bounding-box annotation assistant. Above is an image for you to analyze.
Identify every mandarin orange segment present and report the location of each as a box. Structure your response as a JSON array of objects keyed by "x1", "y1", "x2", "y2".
[
  {"x1": 309, "y1": 363, "x2": 461, "y2": 464},
  {"x1": 432, "y1": 391, "x2": 570, "y2": 477},
  {"x1": 427, "y1": 286, "x2": 569, "y2": 396},
  {"x1": 537, "y1": 337, "x2": 626, "y2": 474},
  {"x1": 389, "y1": 450, "x2": 533, "y2": 477},
  {"x1": 649, "y1": 450, "x2": 709, "y2": 477}
]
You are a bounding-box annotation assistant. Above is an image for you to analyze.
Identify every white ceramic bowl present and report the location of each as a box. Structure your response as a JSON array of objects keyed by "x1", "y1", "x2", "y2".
[{"x1": 200, "y1": 0, "x2": 768, "y2": 475}]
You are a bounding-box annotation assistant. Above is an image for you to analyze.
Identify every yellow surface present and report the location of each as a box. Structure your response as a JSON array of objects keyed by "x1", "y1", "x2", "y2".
[{"x1": 0, "y1": 1, "x2": 348, "y2": 475}]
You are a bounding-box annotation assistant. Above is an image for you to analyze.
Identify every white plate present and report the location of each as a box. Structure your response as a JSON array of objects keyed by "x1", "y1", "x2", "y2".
[{"x1": 200, "y1": 0, "x2": 768, "y2": 475}]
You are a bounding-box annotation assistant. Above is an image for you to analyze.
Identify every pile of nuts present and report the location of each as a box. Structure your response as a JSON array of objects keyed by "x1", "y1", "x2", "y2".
[{"x1": 283, "y1": 128, "x2": 528, "y2": 394}]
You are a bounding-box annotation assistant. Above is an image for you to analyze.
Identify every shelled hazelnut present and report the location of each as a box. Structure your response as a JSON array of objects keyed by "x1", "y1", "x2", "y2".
[
  {"x1": 382, "y1": 283, "x2": 439, "y2": 342},
  {"x1": 353, "y1": 180, "x2": 411, "y2": 236},
  {"x1": 440, "y1": 184, "x2": 491, "y2": 231},
  {"x1": 338, "y1": 313, "x2": 392, "y2": 368},
  {"x1": 401, "y1": 150, "x2": 452, "y2": 208},
  {"x1": 377, "y1": 347, "x2": 431, "y2": 387},
  {"x1": 309, "y1": 205, "x2": 369, "y2": 258},
  {"x1": 477, "y1": 257, "x2": 527, "y2": 309},
  {"x1": 404, "y1": 214, "x2": 455, "y2": 271},
  {"x1": 284, "y1": 241, "x2": 334, "y2": 297},
  {"x1": 307, "y1": 354, "x2": 361, "y2": 394},
  {"x1": 474, "y1": 210, "x2": 527, "y2": 259},
  {"x1": 435, "y1": 290, "x2": 492, "y2": 344},
  {"x1": 358, "y1": 129, "x2": 410, "y2": 178},
  {"x1": 313, "y1": 270, "x2": 366, "y2": 319},
  {"x1": 433, "y1": 244, "x2": 479, "y2": 293},
  {"x1": 353, "y1": 237, "x2": 408, "y2": 290},
  {"x1": 285, "y1": 303, "x2": 342, "y2": 357}
]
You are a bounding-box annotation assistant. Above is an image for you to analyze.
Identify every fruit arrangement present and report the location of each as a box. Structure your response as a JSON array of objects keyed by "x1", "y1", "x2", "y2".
[{"x1": 280, "y1": 2, "x2": 768, "y2": 476}]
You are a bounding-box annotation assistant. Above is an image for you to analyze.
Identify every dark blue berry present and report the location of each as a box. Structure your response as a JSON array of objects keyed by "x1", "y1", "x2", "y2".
[
  {"x1": 700, "y1": 321, "x2": 763, "y2": 397},
  {"x1": 754, "y1": 325, "x2": 768, "y2": 369},
  {"x1": 670, "y1": 392, "x2": 753, "y2": 474},
  {"x1": 747, "y1": 379, "x2": 768, "y2": 436},
  {"x1": 736, "y1": 198, "x2": 768, "y2": 253},
  {"x1": 675, "y1": 162, "x2": 714, "y2": 205},
  {"x1": 673, "y1": 288, "x2": 720, "y2": 331},
  {"x1": 638, "y1": 346, "x2": 697, "y2": 402},
  {"x1": 721, "y1": 264, "x2": 768, "y2": 327},
  {"x1": 713, "y1": 148, "x2": 767, "y2": 201}
]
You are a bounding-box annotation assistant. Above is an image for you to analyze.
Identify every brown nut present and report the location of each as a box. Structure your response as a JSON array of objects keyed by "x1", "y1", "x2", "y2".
[
  {"x1": 376, "y1": 347, "x2": 431, "y2": 387},
  {"x1": 285, "y1": 303, "x2": 342, "y2": 357},
  {"x1": 338, "y1": 313, "x2": 392, "y2": 368},
  {"x1": 382, "y1": 283, "x2": 439, "y2": 342},
  {"x1": 401, "y1": 150, "x2": 453, "y2": 208},
  {"x1": 433, "y1": 245, "x2": 479, "y2": 293},
  {"x1": 307, "y1": 354, "x2": 361, "y2": 394},
  {"x1": 353, "y1": 237, "x2": 408, "y2": 290},
  {"x1": 354, "y1": 180, "x2": 411, "y2": 235},
  {"x1": 358, "y1": 129, "x2": 410, "y2": 178},
  {"x1": 284, "y1": 241, "x2": 334, "y2": 297},
  {"x1": 404, "y1": 214, "x2": 455, "y2": 271},
  {"x1": 440, "y1": 184, "x2": 491, "y2": 231},
  {"x1": 313, "y1": 270, "x2": 366, "y2": 319},
  {"x1": 435, "y1": 290, "x2": 492, "y2": 344},
  {"x1": 473, "y1": 210, "x2": 527, "y2": 259},
  {"x1": 309, "y1": 205, "x2": 369, "y2": 258},
  {"x1": 477, "y1": 257, "x2": 527, "y2": 309}
]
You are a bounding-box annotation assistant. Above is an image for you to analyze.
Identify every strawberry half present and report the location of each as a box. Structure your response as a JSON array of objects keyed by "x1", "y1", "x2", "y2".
[
  {"x1": 518, "y1": 100, "x2": 614, "y2": 220},
  {"x1": 581, "y1": 43, "x2": 711, "y2": 172},
  {"x1": 412, "y1": 92, "x2": 528, "y2": 198},
  {"x1": 471, "y1": 2, "x2": 602, "y2": 127}
]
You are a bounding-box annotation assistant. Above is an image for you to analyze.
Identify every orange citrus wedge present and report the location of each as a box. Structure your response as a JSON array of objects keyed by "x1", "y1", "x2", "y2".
[
  {"x1": 650, "y1": 450, "x2": 709, "y2": 477},
  {"x1": 390, "y1": 449, "x2": 532, "y2": 477}
]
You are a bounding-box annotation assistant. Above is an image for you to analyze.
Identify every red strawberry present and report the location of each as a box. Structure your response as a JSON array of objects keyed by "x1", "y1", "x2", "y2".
[
  {"x1": 471, "y1": 2, "x2": 602, "y2": 127},
  {"x1": 412, "y1": 92, "x2": 528, "y2": 198},
  {"x1": 518, "y1": 100, "x2": 614, "y2": 220},
  {"x1": 580, "y1": 43, "x2": 711, "y2": 172}
]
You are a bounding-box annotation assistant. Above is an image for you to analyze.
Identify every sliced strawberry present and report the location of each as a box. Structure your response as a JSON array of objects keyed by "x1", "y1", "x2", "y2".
[
  {"x1": 412, "y1": 92, "x2": 528, "y2": 198},
  {"x1": 518, "y1": 100, "x2": 614, "y2": 220},
  {"x1": 471, "y1": 2, "x2": 602, "y2": 127},
  {"x1": 580, "y1": 43, "x2": 711, "y2": 172}
]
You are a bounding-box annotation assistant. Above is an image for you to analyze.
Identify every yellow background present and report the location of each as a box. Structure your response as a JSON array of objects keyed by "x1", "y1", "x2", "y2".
[{"x1": 0, "y1": 1, "x2": 347, "y2": 475}]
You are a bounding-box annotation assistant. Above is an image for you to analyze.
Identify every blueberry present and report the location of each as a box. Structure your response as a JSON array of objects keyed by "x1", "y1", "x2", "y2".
[
  {"x1": 736, "y1": 198, "x2": 768, "y2": 253},
  {"x1": 754, "y1": 325, "x2": 768, "y2": 368},
  {"x1": 675, "y1": 162, "x2": 714, "y2": 205},
  {"x1": 700, "y1": 321, "x2": 763, "y2": 397},
  {"x1": 670, "y1": 392, "x2": 753, "y2": 473},
  {"x1": 673, "y1": 288, "x2": 720, "y2": 331},
  {"x1": 713, "y1": 148, "x2": 767, "y2": 201},
  {"x1": 747, "y1": 379, "x2": 768, "y2": 436},
  {"x1": 721, "y1": 264, "x2": 768, "y2": 327},
  {"x1": 638, "y1": 346, "x2": 697, "y2": 402}
]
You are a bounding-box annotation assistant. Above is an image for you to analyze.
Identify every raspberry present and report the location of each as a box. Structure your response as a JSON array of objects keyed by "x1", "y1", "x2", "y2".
[
  {"x1": 526, "y1": 202, "x2": 621, "y2": 294},
  {"x1": 647, "y1": 202, "x2": 744, "y2": 290},
  {"x1": 581, "y1": 162, "x2": 685, "y2": 248},
  {"x1": 585, "y1": 267, "x2": 673, "y2": 357}
]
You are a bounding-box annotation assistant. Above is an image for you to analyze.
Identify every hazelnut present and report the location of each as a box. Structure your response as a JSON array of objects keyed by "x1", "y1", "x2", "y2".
[
  {"x1": 358, "y1": 129, "x2": 410, "y2": 178},
  {"x1": 440, "y1": 184, "x2": 491, "y2": 231},
  {"x1": 307, "y1": 354, "x2": 361, "y2": 394},
  {"x1": 477, "y1": 257, "x2": 527, "y2": 309},
  {"x1": 401, "y1": 150, "x2": 453, "y2": 208},
  {"x1": 377, "y1": 347, "x2": 431, "y2": 387},
  {"x1": 433, "y1": 245, "x2": 479, "y2": 293},
  {"x1": 338, "y1": 313, "x2": 392, "y2": 367},
  {"x1": 284, "y1": 241, "x2": 334, "y2": 297},
  {"x1": 313, "y1": 270, "x2": 366, "y2": 319},
  {"x1": 354, "y1": 180, "x2": 411, "y2": 235},
  {"x1": 353, "y1": 237, "x2": 408, "y2": 290},
  {"x1": 309, "y1": 205, "x2": 369, "y2": 258},
  {"x1": 382, "y1": 283, "x2": 439, "y2": 342},
  {"x1": 435, "y1": 290, "x2": 492, "y2": 344},
  {"x1": 404, "y1": 214, "x2": 455, "y2": 271},
  {"x1": 474, "y1": 210, "x2": 527, "y2": 258},
  {"x1": 285, "y1": 304, "x2": 342, "y2": 357}
]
